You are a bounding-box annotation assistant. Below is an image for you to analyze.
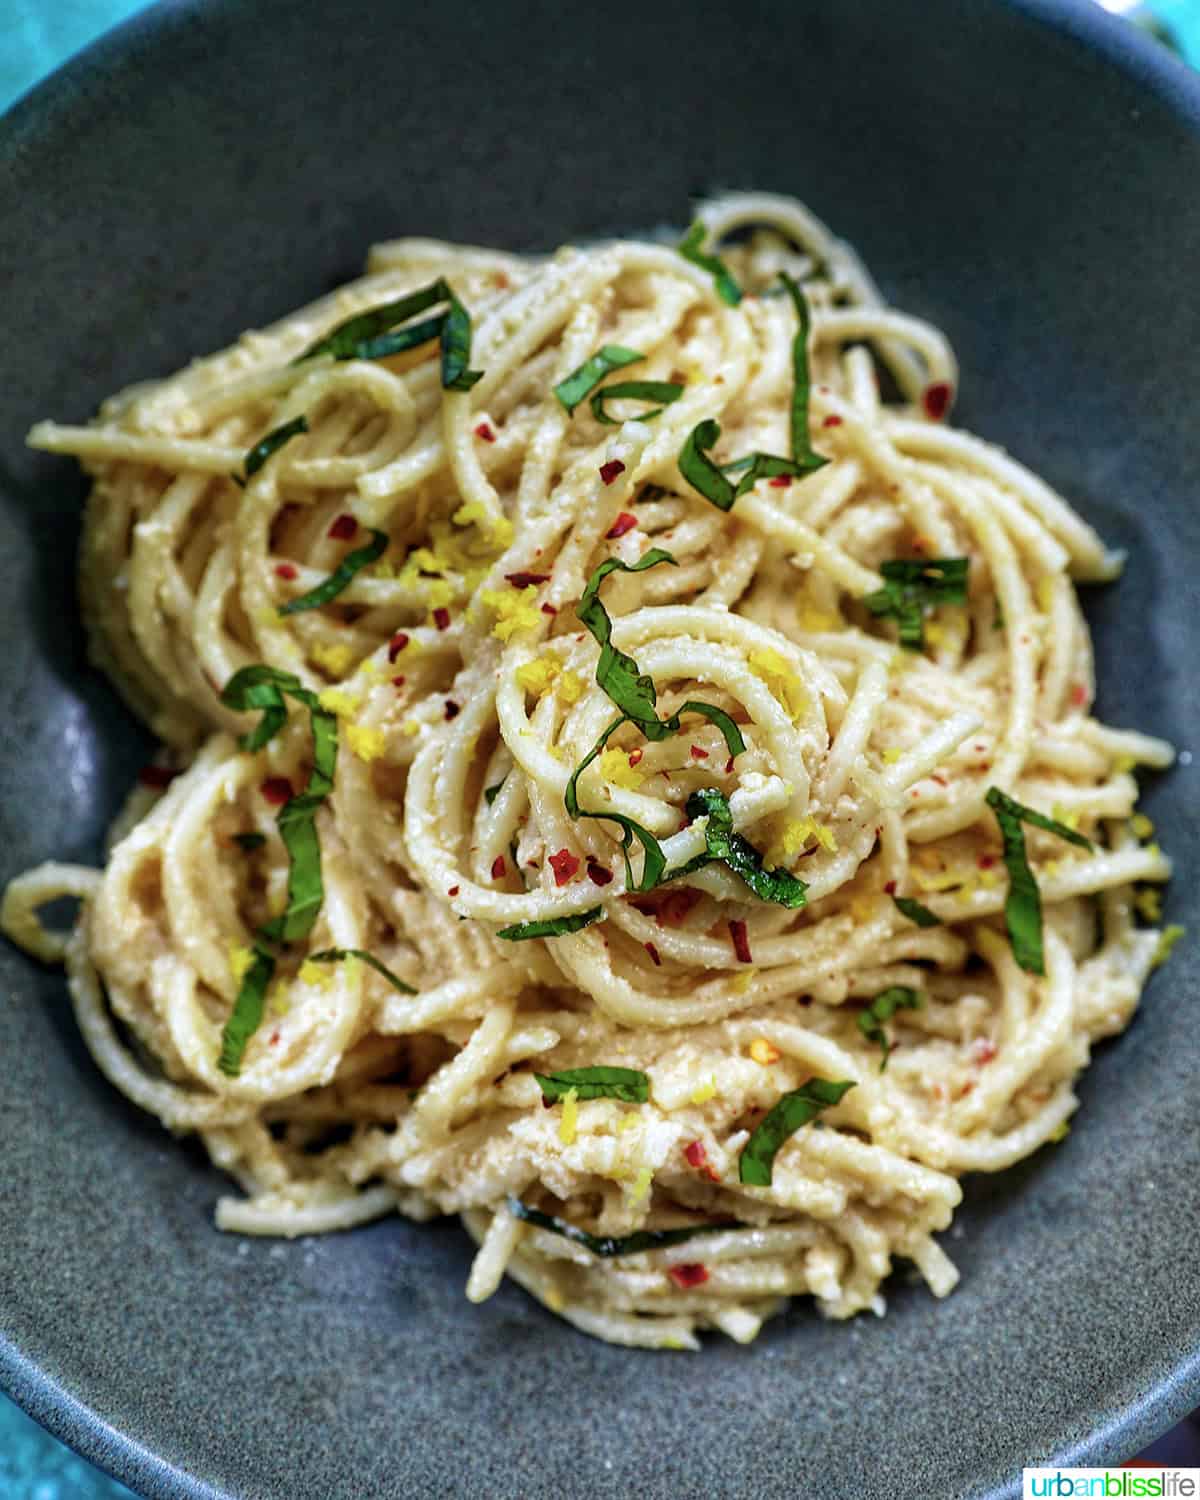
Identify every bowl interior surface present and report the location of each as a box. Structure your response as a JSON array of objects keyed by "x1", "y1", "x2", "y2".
[{"x1": 2, "y1": 2, "x2": 1199, "y2": 1497}]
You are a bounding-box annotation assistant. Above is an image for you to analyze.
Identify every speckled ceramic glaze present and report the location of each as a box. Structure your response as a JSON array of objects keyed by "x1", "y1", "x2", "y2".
[{"x1": 2, "y1": 2, "x2": 1199, "y2": 1496}]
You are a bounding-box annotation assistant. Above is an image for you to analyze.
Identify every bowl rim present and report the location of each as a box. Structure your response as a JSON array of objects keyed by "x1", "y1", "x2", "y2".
[{"x1": 3, "y1": 0, "x2": 1200, "y2": 1494}]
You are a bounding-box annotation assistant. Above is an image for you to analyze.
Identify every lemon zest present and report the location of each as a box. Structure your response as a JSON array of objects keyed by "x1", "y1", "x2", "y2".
[
  {"x1": 1152, "y1": 924, "x2": 1185, "y2": 968},
  {"x1": 558, "y1": 1087, "x2": 578, "y2": 1146},
  {"x1": 317, "y1": 687, "x2": 362, "y2": 718},
  {"x1": 228, "y1": 944, "x2": 255, "y2": 985},
  {"x1": 482, "y1": 585, "x2": 540, "y2": 641},
  {"x1": 1130, "y1": 813, "x2": 1155, "y2": 840},
  {"x1": 346, "y1": 723, "x2": 386, "y2": 762},
  {"x1": 748, "y1": 647, "x2": 808, "y2": 719},
  {"x1": 748, "y1": 1037, "x2": 781, "y2": 1066},
  {"x1": 515, "y1": 653, "x2": 562, "y2": 696},
  {"x1": 310, "y1": 641, "x2": 355, "y2": 678},
  {"x1": 297, "y1": 959, "x2": 333, "y2": 990},
  {"x1": 600, "y1": 747, "x2": 645, "y2": 791},
  {"x1": 689, "y1": 1075, "x2": 718, "y2": 1106}
]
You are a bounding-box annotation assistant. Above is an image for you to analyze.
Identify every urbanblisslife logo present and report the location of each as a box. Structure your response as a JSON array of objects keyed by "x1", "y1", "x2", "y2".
[{"x1": 1024, "y1": 1470, "x2": 1200, "y2": 1498}]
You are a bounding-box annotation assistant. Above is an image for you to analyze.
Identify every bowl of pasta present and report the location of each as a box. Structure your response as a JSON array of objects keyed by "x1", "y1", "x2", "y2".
[{"x1": 1, "y1": 0, "x2": 1198, "y2": 1496}]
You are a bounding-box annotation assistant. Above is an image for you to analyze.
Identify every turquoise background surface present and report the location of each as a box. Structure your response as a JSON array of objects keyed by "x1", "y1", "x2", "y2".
[{"x1": 2, "y1": 1, "x2": 1199, "y2": 1496}]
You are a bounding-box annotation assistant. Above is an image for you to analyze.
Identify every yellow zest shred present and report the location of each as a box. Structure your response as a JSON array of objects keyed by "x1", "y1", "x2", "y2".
[
  {"x1": 425, "y1": 578, "x2": 454, "y2": 611},
  {"x1": 453, "y1": 500, "x2": 513, "y2": 548},
  {"x1": 1130, "y1": 813, "x2": 1155, "y2": 840},
  {"x1": 1048, "y1": 1120, "x2": 1070, "y2": 1143},
  {"x1": 1152, "y1": 924, "x2": 1185, "y2": 968},
  {"x1": 1051, "y1": 803, "x2": 1080, "y2": 832},
  {"x1": 346, "y1": 723, "x2": 386, "y2": 762},
  {"x1": 1135, "y1": 887, "x2": 1163, "y2": 923},
  {"x1": 748, "y1": 647, "x2": 808, "y2": 719},
  {"x1": 558, "y1": 1087, "x2": 579, "y2": 1146},
  {"x1": 482, "y1": 585, "x2": 541, "y2": 641},
  {"x1": 732, "y1": 967, "x2": 757, "y2": 995},
  {"x1": 748, "y1": 1037, "x2": 781, "y2": 1066},
  {"x1": 881, "y1": 747, "x2": 902, "y2": 765},
  {"x1": 317, "y1": 687, "x2": 362, "y2": 718},
  {"x1": 228, "y1": 944, "x2": 255, "y2": 985},
  {"x1": 558, "y1": 670, "x2": 585, "y2": 705},
  {"x1": 689, "y1": 1075, "x2": 718, "y2": 1106},
  {"x1": 600, "y1": 747, "x2": 645, "y2": 791},
  {"x1": 913, "y1": 867, "x2": 966, "y2": 893},
  {"x1": 783, "y1": 815, "x2": 838, "y2": 856},
  {"x1": 1112, "y1": 753, "x2": 1137, "y2": 774},
  {"x1": 297, "y1": 959, "x2": 333, "y2": 990},
  {"x1": 310, "y1": 641, "x2": 355, "y2": 678},
  {"x1": 400, "y1": 719, "x2": 421, "y2": 738},
  {"x1": 515, "y1": 653, "x2": 562, "y2": 696},
  {"x1": 628, "y1": 1165, "x2": 653, "y2": 1205},
  {"x1": 1042, "y1": 859, "x2": 1062, "y2": 879},
  {"x1": 978, "y1": 869, "x2": 1001, "y2": 890}
]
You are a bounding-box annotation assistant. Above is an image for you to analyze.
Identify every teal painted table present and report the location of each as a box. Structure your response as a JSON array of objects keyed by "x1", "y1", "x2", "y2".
[{"x1": 2, "y1": 1, "x2": 1199, "y2": 1495}]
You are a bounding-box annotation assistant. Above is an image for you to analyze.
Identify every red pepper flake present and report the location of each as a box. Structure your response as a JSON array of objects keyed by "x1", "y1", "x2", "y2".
[
  {"x1": 274, "y1": 563, "x2": 298, "y2": 580},
  {"x1": 269, "y1": 1030, "x2": 280, "y2": 1047},
  {"x1": 972, "y1": 1038, "x2": 998, "y2": 1065},
  {"x1": 627, "y1": 748, "x2": 643, "y2": 768},
  {"x1": 328, "y1": 513, "x2": 358, "y2": 541},
  {"x1": 599, "y1": 459, "x2": 625, "y2": 486},
  {"x1": 260, "y1": 776, "x2": 293, "y2": 806},
  {"x1": 505, "y1": 571, "x2": 550, "y2": 588},
  {"x1": 922, "y1": 382, "x2": 953, "y2": 421},
  {"x1": 586, "y1": 859, "x2": 613, "y2": 886},
  {"x1": 978, "y1": 853, "x2": 997, "y2": 870},
  {"x1": 388, "y1": 632, "x2": 410, "y2": 662},
  {"x1": 768, "y1": 475, "x2": 791, "y2": 488},
  {"x1": 137, "y1": 764, "x2": 179, "y2": 789},
  {"x1": 392, "y1": 675, "x2": 406, "y2": 688},
  {"x1": 822, "y1": 414, "x2": 844, "y2": 428},
  {"x1": 668, "y1": 1263, "x2": 709, "y2": 1289},
  {"x1": 606, "y1": 511, "x2": 638, "y2": 538},
  {"x1": 724, "y1": 756, "x2": 735, "y2": 776},
  {"x1": 444, "y1": 700, "x2": 460, "y2": 721},
  {"x1": 541, "y1": 602, "x2": 558, "y2": 616},
  {"x1": 684, "y1": 1139, "x2": 708, "y2": 1169},
  {"x1": 474, "y1": 421, "x2": 496, "y2": 442},
  {"x1": 729, "y1": 919, "x2": 753, "y2": 964},
  {"x1": 884, "y1": 879, "x2": 897, "y2": 895},
  {"x1": 491, "y1": 855, "x2": 506, "y2": 880},
  {"x1": 632, "y1": 887, "x2": 703, "y2": 929},
  {"x1": 433, "y1": 607, "x2": 451, "y2": 631},
  {"x1": 644, "y1": 941, "x2": 662, "y2": 966},
  {"x1": 1070, "y1": 683, "x2": 1089, "y2": 708},
  {"x1": 931, "y1": 773, "x2": 948, "y2": 787},
  {"x1": 549, "y1": 849, "x2": 580, "y2": 886},
  {"x1": 690, "y1": 744, "x2": 709, "y2": 761},
  {"x1": 447, "y1": 886, "x2": 460, "y2": 897}
]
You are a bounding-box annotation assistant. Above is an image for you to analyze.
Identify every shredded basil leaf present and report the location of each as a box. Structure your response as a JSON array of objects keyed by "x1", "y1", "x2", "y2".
[
  {"x1": 220, "y1": 664, "x2": 308, "y2": 752},
  {"x1": 497, "y1": 908, "x2": 606, "y2": 941},
  {"x1": 507, "y1": 1196, "x2": 741, "y2": 1257},
  {"x1": 553, "y1": 346, "x2": 644, "y2": 415},
  {"x1": 218, "y1": 946, "x2": 275, "y2": 1077},
  {"x1": 892, "y1": 895, "x2": 941, "y2": 928},
  {"x1": 778, "y1": 272, "x2": 829, "y2": 473},
  {"x1": 534, "y1": 1066, "x2": 650, "y2": 1104},
  {"x1": 683, "y1": 787, "x2": 807, "y2": 908},
  {"x1": 985, "y1": 787, "x2": 1093, "y2": 975},
  {"x1": 677, "y1": 221, "x2": 742, "y2": 306},
  {"x1": 590, "y1": 380, "x2": 684, "y2": 426},
  {"x1": 277, "y1": 528, "x2": 388, "y2": 616},
  {"x1": 232, "y1": 832, "x2": 267, "y2": 852},
  {"x1": 565, "y1": 715, "x2": 666, "y2": 892},
  {"x1": 294, "y1": 278, "x2": 481, "y2": 388},
  {"x1": 675, "y1": 702, "x2": 745, "y2": 759},
  {"x1": 678, "y1": 420, "x2": 815, "y2": 512},
  {"x1": 239, "y1": 415, "x2": 308, "y2": 484},
  {"x1": 738, "y1": 1078, "x2": 856, "y2": 1186},
  {"x1": 296, "y1": 282, "x2": 451, "y2": 362},
  {"x1": 307, "y1": 947, "x2": 416, "y2": 995},
  {"x1": 577, "y1": 550, "x2": 679, "y2": 737},
  {"x1": 440, "y1": 282, "x2": 483, "y2": 391},
  {"x1": 484, "y1": 777, "x2": 507, "y2": 807},
  {"x1": 863, "y1": 558, "x2": 969, "y2": 651},
  {"x1": 858, "y1": 986, "x2": 923, "y2": 1071}
]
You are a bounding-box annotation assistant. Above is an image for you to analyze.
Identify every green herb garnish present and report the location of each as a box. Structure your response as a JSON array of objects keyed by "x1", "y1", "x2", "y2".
[
  {"x1": 439, "y1": 282, "x2": 484, "y2": 391},
  {"x1": 534, "y1": 1066, "x2": 650, "y2": 1104},
  {"x1": 238, "y1": 415, "x2": 308, "y2": 485},
  {"x1": 677, "y1": 420, "x2": 816, "y2": 512},
  {"x1": 738, "y1": 1078, "x2": 856, "y2": 1186},
  {"x1": 277, "y1": 528, "x2": 388, "y2": 616},
  {"x1": 565, "y1": 715, "x2": 666, "y2": 892},
  {"x1": 232, "y1": 832, "x2": 267, "y2": 852},
  {"x1": 863, "y1": 558, "x2": 969, "y2": 650},
  {"x1": 497, "y1": 908, "x2": 606, "y2": 942},
  {"x1": 857, "y1": 986, "x2": 923, "y2": 1070},
  {"x1": 220, "y1": 666, "x2": 338, "y2": 944},
  {"x1": 778, "y1": 272, "x2": 828, "y2": 474},
  {"x1": 218, "y1": 945, "x2": 275, "y2": 1077},
  {"x1": 307, "y1": 947, "x2": 416, "y2": 995},
  {"x1": 590, "y1": 380, "x2": 684, "y2": 426},
  {"x1": 484, "y1": 778, "x2": 507, "y2": 807},
  {"x1": 553, "y1": 346, "x2": 644, "y2": 415},
  {"x1": 683, "y1": 787, "x2": 807, "y2": 907},
  {"x1": 985, "y1": 787, "x2": 1092, "y2": 975},
  {"x1": 892, "y1": 895, "x2": 941, "y2": 928},
  {"x1": 506, "y1": 1196, "x2": 741, "y2": 1257},
  {"x1": 678, "y1": 221, "x2": 742, "y2": 306}
]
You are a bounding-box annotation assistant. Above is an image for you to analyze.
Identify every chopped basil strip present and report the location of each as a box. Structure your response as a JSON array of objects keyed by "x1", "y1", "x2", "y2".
[
  {"x1": 507, "y1": 1196, "x2": 741, "y2": 1257},
  {"x1": 232, "y1": 832, "x2": 267, "y2": 852},
  {"x1": 218, "y1": 946, "x2": 275, "y2": 1077},
  {"x1": 678, "y1": 420, "x2": 814, "y2": 512},
  {"x1": 738, "y1": 1078, "x2": 856, "y2": 1186},
  {"x1": 220, "y1": 666, "x2": 339, "y2": 944},
  {"x1": 778, "y1": 272, "x2": 829, "y2": 472},
  {"x1": 676, "y1": 701, "x2": 745, "y2": 759},
  {"x1": 863, "y1": 558, "x2": 969, "y2": 651},
  {"x1": 307, "y1": 947, "x2": 416, "y2": 995},
  {"x1": 497, "y1": 908, "x2": 605, "y2": 941},
  {"x1": 677, "y1": 221, "x2": 742, "y2": 306},
  {"x1": 892, "y1": 895, "x2": 941, "y2": 927},
  {"x1": 484, "y1": 777, "x2": 507, "y2": 807},
  {"x1": 858, "y1": 986, "x2": 923, "y2": 1071},
  {"x1": 239, "y1": 415, "x2": 308, "y2": 484},
  {"x1": 577, "y1": 550, "x2": 679, "y2": 737},
  {"x1": 440, "y1": 282, "x2": 484, "y2": 391},
  {"x1": 985, "y1": 787, "x2": 1093, "y2": 975},
  {"x1": 277, "y1": 528, "x2": 388, "y2": 616},
  {"x1": 534, "y1": 1066, "x2": 650, "y2": 1104},
  {"x1": 590, "y1": 380, "x2": 684, "y2": 426},
  {"x1": 565, "y1": 715, "x2": 667, "y2": 892},
  {"x1": 553, "y1": 346, "x2": 644, "y2": 415},
  {"x1": 294, "y1": 278, "x2": 481, "y2": 388},
  {"x1": 684, "y1": 787, "x2": 808, "y2": 907}
]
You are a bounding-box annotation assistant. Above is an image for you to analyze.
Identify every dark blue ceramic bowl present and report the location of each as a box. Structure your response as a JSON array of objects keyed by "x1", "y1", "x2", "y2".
[{"x1": 2, "y1": 2, "x2": 1198, "y2": 1496}]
